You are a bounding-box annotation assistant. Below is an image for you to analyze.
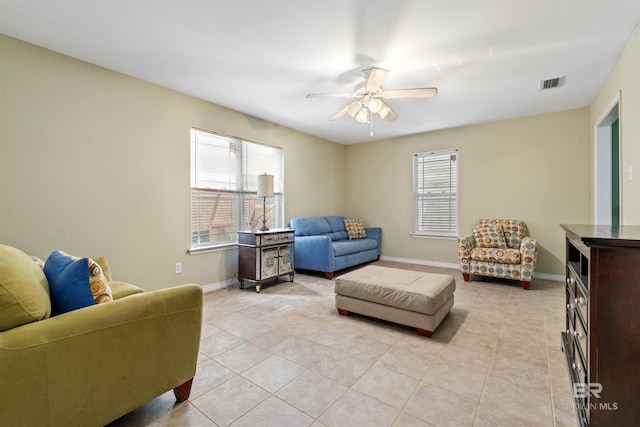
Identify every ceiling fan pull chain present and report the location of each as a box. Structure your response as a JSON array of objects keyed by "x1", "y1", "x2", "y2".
[{"x1": 370, "y1": 110, "x2": 373, "y2": 136}]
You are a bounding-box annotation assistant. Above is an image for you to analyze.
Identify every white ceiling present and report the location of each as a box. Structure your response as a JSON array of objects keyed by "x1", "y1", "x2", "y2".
[{"x1": 1, "y1": 1, "x2": 639, "y2": 145}]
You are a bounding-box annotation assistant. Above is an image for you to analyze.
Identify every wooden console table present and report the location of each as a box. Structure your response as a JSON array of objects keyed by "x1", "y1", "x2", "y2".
[{"x1": 237, "y1": 229, "x2": 295, "y2": 293}]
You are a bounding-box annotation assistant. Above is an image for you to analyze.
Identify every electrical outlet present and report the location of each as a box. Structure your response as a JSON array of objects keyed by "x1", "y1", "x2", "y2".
[{"x1": 175, "y1": 262, "x2": 182, "y2": 274}]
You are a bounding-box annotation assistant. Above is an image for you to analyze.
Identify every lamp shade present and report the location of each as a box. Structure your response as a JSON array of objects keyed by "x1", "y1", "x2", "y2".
[{"x1": 257, "y1": 174, "x2": 274, "y2": 198}]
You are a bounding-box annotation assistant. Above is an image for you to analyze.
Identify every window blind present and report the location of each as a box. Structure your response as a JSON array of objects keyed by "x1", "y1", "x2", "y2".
[
  {"x1": 190, "y1": 128, "x2": 283, "y2": 248},
  {"x1": 413, "y1": 149, "x2": 458, "y2": 237}
]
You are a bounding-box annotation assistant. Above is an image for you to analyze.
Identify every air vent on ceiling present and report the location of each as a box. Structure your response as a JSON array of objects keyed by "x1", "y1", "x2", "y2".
[{"x1": 540, "y1": 76, "x2": 565, "y2": 90}]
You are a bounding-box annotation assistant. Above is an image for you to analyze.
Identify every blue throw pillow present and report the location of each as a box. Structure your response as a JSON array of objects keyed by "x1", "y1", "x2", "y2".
[{"x1": 43, "y1": 251, "x2": 96, "y2": 315}]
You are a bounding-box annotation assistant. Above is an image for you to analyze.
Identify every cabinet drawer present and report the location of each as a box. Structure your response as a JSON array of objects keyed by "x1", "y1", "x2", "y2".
[
  {"x1": 566, "y1": 282, "x2": 576, "y2": 331},
  {"x1": 574, "y1": 282, "x2": 588, "y2": 326},
  {"x1": 572, "y1": 340, "x2": 588, "y2": 391},
  {"x1": 260, "y1": 233, "x2": 292, "y2": 245},
  {"x1": 573, "y1": 315, "x2": 588, "y2": 365}
]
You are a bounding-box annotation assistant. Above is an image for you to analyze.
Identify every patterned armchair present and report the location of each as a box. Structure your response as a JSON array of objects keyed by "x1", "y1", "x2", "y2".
[{"x1": 457, "y1": 219, "x2": 538, "y2": 290}]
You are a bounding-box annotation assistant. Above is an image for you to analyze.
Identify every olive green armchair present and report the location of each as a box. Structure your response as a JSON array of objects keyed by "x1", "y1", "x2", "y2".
[{"x1": 0, "y1": 244, "x2": 203, "y2": 427}]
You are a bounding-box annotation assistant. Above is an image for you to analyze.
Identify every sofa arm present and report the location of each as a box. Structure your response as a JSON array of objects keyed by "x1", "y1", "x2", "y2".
[
  {"x1": 0, "y1": 284, "x2": 203, "y2": 427},
  {"x1": 294, "y1": 235, "x2": 335, "y2": 273},
  {"x1": 520, "y1": 236, "x2": 538, "y2": 280},
  {"x1": 365, "y1": 227, "x2": 382, "y2": 256},
  {"x1": 457, "y1": 234, "x2": 474, "y2": 276}
]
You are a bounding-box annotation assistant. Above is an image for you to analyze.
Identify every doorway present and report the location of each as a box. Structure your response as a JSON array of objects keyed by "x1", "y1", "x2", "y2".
[{"x1": 594, "y1": 93, "x2": 620, "y2": 226}]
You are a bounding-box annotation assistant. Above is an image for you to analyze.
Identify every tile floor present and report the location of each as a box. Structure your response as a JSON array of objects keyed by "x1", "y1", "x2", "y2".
[{"x1": 109, "y1": 260, "x2": 578, "y2": 427}]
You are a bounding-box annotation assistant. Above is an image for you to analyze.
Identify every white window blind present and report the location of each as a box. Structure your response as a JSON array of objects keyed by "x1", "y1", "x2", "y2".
[
  {"x1": 413, "y1": 149, "x2": 458, "y2": 238},
  {"x1": 190, "y1": 128, "x2": 284, "y2": 249}
]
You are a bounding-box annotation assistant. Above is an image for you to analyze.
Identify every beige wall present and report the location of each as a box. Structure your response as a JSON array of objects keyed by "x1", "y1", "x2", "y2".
[
  {"x1": 0, "y1": 35, "x2": 345, "y2": 290},
  {"x1": 4, "y1": 21, "x2": 637, "y2": 286},
  {"x1": 344, "y1": 108, "x2": 591, "y2": 276},
  {"x1": 590, "y1": 23, "x2": 640, "y2": 225}
]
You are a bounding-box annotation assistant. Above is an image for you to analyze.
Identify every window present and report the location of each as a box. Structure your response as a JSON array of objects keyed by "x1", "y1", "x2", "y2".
[
  {"x1": 190, "y1": 128, "x2": 284, "y2": 250},
  {"x1": 413, "y1": 149, "x2": 458, "y2": 238}
]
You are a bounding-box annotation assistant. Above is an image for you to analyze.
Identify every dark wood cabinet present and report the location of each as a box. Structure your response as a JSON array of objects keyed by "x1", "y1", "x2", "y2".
[
  {"x1": 560, "y1": 224, "x2": 640, "y2": 426},
  {"x1": 238, "y1": 229, "x2": 295, "y2": 293}
]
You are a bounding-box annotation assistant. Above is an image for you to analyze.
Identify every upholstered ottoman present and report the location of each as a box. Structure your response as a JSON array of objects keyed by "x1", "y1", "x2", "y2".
[{"x1": 335, "y1": 265, "x2": 455, "y2": 337}]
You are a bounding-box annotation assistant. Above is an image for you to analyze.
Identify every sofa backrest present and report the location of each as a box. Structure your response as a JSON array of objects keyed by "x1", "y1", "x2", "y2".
[
  {"x1": 475, "y1": 219, "x2": 527, "y2": 249},
  {"x1": 290, "y1": 216, "x2": 349, "y2": 241}
]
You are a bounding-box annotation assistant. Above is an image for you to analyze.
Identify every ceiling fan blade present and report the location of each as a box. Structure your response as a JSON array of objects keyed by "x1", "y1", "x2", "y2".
[
  {"x1": 329, "y1": 106, "x2": 349, "y2": 121},
  {"x1": 377, "y1": 100, "x2": 398, "y2": 121},
  {"x1": 365, "y1": 67, "x2": 388, "y2": 93},
  {"x1": 329, "y1": 102, "x2": 361, "y2": 121},
  {"x1": 383, "y1": 109, "x2": 398, "y2": 121},
  {"x1": 306, "y1": 93, "x2": 355, "y2": 98},
  {"x1": 381, "y1": 87, "x2": 438, "y2": 99}
]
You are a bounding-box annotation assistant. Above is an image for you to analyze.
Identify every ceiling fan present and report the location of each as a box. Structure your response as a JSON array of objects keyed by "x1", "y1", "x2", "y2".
[{"x1": 306, "y1": 67, "x2": 437, "y2": 124}]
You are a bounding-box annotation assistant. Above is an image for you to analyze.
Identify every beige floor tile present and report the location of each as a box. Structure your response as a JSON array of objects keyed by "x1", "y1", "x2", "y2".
[
  {"x1": 112, "y1": 263, "x2": 571, "y2": 427},
  {"x1": 148, "y1": 403, "x2": 217, "y2": 427},
  {"x1": 319, "y1": 389, "x2": 399, "y2": 427},
  {"x1": 311, "y1": 351, "x2": 374, "y2": 387},
  {"x1": 190, "y1": 358, "x2": 236, "y2": 399},
  {"x1": 404, "y1": 383, "x2": 478, "y2": 426},
  {"x1": 231, "y1": 395, "x2": 314, "y2": 427},
  {"x1": 276, "y1": 370, "x2": 348, "y2": 418},
  {"x1": 352, "y1": 363, "x2": 419, "y2": 409},
  {"x1": 277, "y1": 336, "x2": 335, "y2": 368},
  {"x1": 241, "y1": 354, "x2": 306, "y2": 393},
  {"x1": 212, "y1": 341, "x2": 272, "y2": 373},
  {"x1": 473, "y1": 403, "x2": 539, "y2": 426},
  {"x1": 376, "y1": 336, "x2": 442, "y2": 380},
  {"x1": 191, "y1": 375, "x2": 269, "y2": 427},
  {"x1": 423, "y1": 362, "x2": 487, "y2": 401},
  {"x1": 481, "y1": 372, "x2": 553, "y2": 425},
  {"x1": 198, "y1": 330, "x2": 245, "y2": 358},
  {"x1": 392, "y1": 412, "x2": 434, "y2": 426}
]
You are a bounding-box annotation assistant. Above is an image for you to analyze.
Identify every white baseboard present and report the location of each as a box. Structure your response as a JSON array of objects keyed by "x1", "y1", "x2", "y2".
[
  {"x1": 202, "y1": 278, "x2": 238, "y2": 294},
  {"x1": 379, "y1": 255, "x2": 564, "y2": 282}
]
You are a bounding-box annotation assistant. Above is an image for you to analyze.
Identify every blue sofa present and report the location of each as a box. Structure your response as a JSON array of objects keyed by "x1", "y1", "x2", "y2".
[{"x1": 289, "y1": 216, "x2": 382, "y2": 279}]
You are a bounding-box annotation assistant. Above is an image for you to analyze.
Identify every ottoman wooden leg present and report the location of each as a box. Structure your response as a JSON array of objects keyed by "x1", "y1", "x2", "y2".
[
  {"x1": 416, "y1": 328, "x2": 433, "y2": 338},
  {"x1": 337, "y1": 308, "x2": 349, "y2": 316}
]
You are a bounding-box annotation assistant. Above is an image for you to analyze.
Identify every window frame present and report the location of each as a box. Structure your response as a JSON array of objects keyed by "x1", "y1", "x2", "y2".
[
  {"x1": 412, "y1": 149, "x2": 459, "y2": 239},
  {"x1": 189, "y1": 127, "x2": 284, "y2": 252}
]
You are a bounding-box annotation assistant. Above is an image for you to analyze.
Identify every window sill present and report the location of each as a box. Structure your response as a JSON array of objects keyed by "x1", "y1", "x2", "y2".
[
  {"x1": 187, "y1": 243, "x2": 238, "y2": 255},
  {"x1": 410, "y1": 233, "x2": 458, "y2": 241}
]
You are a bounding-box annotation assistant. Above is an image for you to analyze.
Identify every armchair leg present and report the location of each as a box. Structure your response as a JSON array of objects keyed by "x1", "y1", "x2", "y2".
[
  {"x1": 173, "y1": 378, "x2": 193, "y2": 403},
  {"x1": 325, "y1": 272, "x2": 334, "y2": 280},
  {"x1": 522, "y1": 281, "x2": 530, "y2": 290},
  {"x1": 462, "y1": 273, "x2": 470, "y2": 282}
]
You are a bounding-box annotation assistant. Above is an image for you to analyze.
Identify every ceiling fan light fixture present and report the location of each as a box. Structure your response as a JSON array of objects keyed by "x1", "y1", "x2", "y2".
[
  {"x1": 355, "y1": 107, "x2": 369, "y2": 123},
  {"x1": 368, "y1": 98, "x2": 382, "y2": 113}
]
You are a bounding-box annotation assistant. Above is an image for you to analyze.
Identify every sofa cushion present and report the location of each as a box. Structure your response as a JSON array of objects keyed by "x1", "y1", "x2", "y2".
[
  {"x1": 471, "y1": 247, "x2": 521, "y2": 264},
  {"x1": 473, "y1": 225, "x2": 507, "y2": 248},
  {"x1": 291, "y1": 217, "x2": 332, "y2": 236},
  {"x1": 333, "y1": 238, "x2": 378, "y2": 257},
  {"x1": 502, "y1": 220, "x2": 527, "y2": 249},
  {"x1": 324, "y1": 216, "x2": 347, "y2": 232},
  {"x1": 44, "y1": 251, "x2": 97, "y2": 315},
  {"x1": 0, "y1": 245, "x2": 52, "y2": 331},
  {"x1": 344, "y1": 219, "x2": 367, "y2": 240},
  {"x1": 87, "y1": 258, "x2": 113, "y2": 304}
]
